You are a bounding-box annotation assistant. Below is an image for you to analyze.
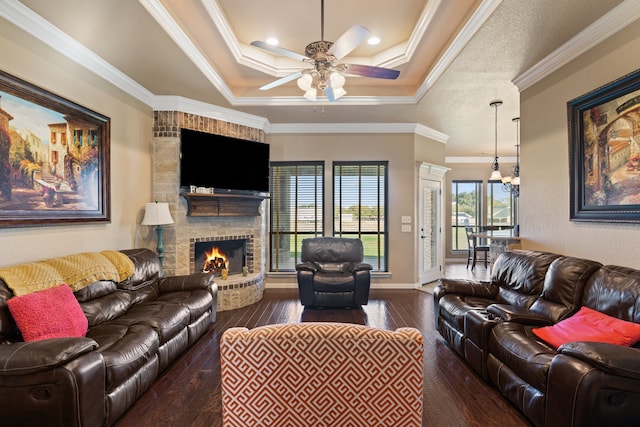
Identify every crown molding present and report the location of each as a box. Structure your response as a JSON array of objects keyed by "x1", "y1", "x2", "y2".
[
  {"x1": 4, "y1": 0, "x2": 501, "y2": 108},
  {"x1": 446, "y1": 156, "x2": 516, "y2": 164},
  {"x1": 139, "y1": 0, "x2": 236, "y2": 102},
  {"x1": 200, "y1": 0, "x2": 443, "y2": 75},
  {"x1": 0, "y1": 0, "x2": 156, "y2": 106},
  {"x1": 414, "y1": 0, "x2": 502, "y2": 101},
  {"x1": 513, "y1": 0, "x2": 640, "y2": 91},
  {"x1": 268, "y1": 122, "x2": 447, "y2": 142}
]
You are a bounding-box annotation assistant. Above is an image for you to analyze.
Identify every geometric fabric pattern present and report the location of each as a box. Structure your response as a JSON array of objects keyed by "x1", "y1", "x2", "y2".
[{"x1": 221, "y1": 322, "x2": 423, "y2": 427}]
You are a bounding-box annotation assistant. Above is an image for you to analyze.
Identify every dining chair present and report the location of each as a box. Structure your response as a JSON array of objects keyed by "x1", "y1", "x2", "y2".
[{"x1": 465, "y1": 227, "x2": 490, "y2": 269}]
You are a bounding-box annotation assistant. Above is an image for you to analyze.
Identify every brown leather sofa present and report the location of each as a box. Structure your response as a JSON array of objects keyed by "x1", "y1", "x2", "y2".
[
  {"x1": 0, "y1": 248, "x2": 217, "y2": 427},
  {"x1": 435, "y1": 250, "x2": 640, "y2": 426}
]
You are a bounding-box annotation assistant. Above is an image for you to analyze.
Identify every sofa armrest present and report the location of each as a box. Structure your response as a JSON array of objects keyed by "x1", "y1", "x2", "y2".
[
  {"x1": 295, "y1": 262, "x2": 318, "y2": 273},
  {"x1": 487, "y1": 304, "x2": 553, "y2": 325},
  {"x1": 348, "y1": 262, "x2": 372, "y2": 273},
  {"x1": 435, "y1": 278, "x2": 497, "y2": 299},
  {"x1": 558, "y1": 342, "x2": 640, "y2": 380},
  {"x1": 158, "y1": 273, "x2": 214, "y2": 293},
  {"x1": 0, "y1": 337, "x2": 98, "y2": 375}
]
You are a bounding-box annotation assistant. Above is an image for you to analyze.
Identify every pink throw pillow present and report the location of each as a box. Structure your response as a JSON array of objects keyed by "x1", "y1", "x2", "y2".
[
  {"x1": 533, "y1": 306, "x2": 640, "y2": 349},
  {"x1": 7, "y1": 284, "x2": 88, "y2": 342}
]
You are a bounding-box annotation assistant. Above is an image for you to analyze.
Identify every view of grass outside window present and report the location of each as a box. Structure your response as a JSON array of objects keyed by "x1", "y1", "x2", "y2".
[
  {"x1": 269, "y1": 162, "x2": 324, "y2": 271},
  {"x1": 487, "y1": 180, "x2": 517, "y2": 227},
  {"x1": 333, "y1": 161, "x2": 388, "y2": 272},
  {"x1": 451, "y1": 180, "x2": 482, "y2": 251}
]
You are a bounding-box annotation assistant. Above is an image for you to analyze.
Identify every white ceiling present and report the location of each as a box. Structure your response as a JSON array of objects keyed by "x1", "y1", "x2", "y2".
[{"x1": 2, "y1": 0, "x2": 636, "y2": 159}]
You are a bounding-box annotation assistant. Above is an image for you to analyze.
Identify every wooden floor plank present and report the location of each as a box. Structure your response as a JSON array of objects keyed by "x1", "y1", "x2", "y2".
[{"x1": 116, "y1": 263, "x2": 532, "y2": 427}]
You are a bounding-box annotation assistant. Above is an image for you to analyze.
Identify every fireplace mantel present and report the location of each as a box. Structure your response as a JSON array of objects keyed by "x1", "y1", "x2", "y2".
[{"x1": 182, "y1": 193, "x2": 268, "y2": 217}]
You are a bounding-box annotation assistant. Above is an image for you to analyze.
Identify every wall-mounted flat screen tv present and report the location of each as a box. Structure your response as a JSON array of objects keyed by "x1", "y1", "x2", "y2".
[{"x1": 179, "y1": 128, "x2": 270, "y2": 194}]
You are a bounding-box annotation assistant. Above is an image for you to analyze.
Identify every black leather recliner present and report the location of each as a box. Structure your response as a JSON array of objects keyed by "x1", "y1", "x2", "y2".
[{"x1": 296, "y1": 237, "x2": 372, "y2": 308}]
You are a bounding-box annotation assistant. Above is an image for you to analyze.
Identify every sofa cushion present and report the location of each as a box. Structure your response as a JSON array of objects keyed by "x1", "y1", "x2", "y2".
[
  {"x1": 80, "y1": 290, "x2": 133, "y2": 328},
  {"x1": 109, "y1": 301, "x2": 190, "y2": 344},
  {"x1": 87, "y1": 323, "x2": 159, "y2": 391},
  {"x1": 155, "y1": 289, "x2": 213, "y2": 323},
  {"x1": 7, "y1": 284, "x2": 88, "y2": 342},
  {"x1": 532, "y1": 306, "x2": 640, "y2": 349},
  {"x1": 118, "y1": 249, "x2": 163, "y2": 291},
  {"x1": 489, "y1": 322, "x2": 555, "y2": 392}
]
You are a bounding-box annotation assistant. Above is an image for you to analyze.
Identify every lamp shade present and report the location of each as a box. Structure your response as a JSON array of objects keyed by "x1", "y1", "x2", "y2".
[
  {"x1": 489, "y1": 170, "x2": 503, "y2": 181},
  {"x1": 297, "y1": 74, "x2": 313, "y2": 91},
  {"x1": 141, "y1": 202, "x2": 174, "y2": 226}
]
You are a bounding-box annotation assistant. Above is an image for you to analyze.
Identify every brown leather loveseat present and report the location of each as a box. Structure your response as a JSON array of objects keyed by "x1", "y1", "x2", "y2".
[
  {"x1": 0, "y1": 248, "x2": 217, "y2": 427},
  {"x1": 435, "y1": 250, "x2": 640, "y2": 426}
]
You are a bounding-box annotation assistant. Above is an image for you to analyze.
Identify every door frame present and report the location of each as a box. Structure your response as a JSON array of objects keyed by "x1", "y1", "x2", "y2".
[{"x1": 417, "y1": 162, "x2": 450, "y2": 285}]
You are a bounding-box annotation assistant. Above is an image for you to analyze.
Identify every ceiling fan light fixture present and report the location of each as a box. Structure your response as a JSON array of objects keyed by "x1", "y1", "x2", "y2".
[
  {"x1": 329, "y1": 72, "x2": 345, "y2": 89},
  {"x1": 303, "y1": 88, "x2": 317, "y2": 101},
  {"x1": 333, "y1": 87, "x2": 347, "y2": 100},
  {"x1": 297, "y1": 74, "x2": 313, "y2": 91}
]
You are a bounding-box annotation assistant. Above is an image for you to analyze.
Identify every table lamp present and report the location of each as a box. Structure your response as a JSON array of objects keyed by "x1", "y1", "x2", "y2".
[{"x1": 141, "y1": 202, "x2": 174, "y2": 264}]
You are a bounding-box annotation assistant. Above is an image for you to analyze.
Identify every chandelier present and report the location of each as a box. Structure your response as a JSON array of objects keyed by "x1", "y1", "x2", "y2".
[
  {"x1": 502, "y1": 117, "x2": 520, "y2": 197},
  {"x1": 489, "y1": 101, "x2": 503, "y2": 180}
]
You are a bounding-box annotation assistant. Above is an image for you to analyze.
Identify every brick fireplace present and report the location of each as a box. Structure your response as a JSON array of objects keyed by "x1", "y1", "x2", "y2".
[{"x1": 151, "y1": 111, "x2": 267, "y2": 312}]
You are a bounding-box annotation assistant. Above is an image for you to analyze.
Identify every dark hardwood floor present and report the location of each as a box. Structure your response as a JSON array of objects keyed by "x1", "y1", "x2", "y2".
[{"x1": 116, "y1": 263, "x2": 532, "y2": 427}]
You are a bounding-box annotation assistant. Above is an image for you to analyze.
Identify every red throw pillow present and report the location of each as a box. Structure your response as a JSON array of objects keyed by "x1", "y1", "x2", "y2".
[
  {"x1": 7, "y1": 284, "x2": 88, "y2": 342},
  {"x1": 533, "y1": 306, "x2": 640, "y2": 349}
]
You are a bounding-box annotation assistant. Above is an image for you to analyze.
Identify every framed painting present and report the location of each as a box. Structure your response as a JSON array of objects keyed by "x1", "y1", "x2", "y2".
[
  {"x1": 0, "y1": 70, "x2": 110, "y2": 227},
  {"x1": 568, "y1": 68, "x2": 640, "y2": 223}
]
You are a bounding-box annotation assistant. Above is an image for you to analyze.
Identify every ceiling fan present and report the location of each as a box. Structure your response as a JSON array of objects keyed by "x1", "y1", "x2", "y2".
[{"x1": 250, "y1": 0, "x2": 400, "y2": 101}]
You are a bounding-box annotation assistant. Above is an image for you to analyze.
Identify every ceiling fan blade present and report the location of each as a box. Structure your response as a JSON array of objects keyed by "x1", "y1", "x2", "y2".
[
  {"x1": 343, "y1": 63, "x2": 400, "y2": 79},
  {"x1": 259, "y1": 71, "x2": 304, "y2": 90},
  {"x1": 327, "y1": 24, "x2": 370, "y2": 60},
  {"x1": 250, "y1": 41, "x2": 309, "y2": 62}
]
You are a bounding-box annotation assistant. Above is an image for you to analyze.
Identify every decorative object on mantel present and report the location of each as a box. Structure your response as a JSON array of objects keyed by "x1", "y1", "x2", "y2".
[
  {"x1": 502, "y1": 117, "x2": 520, "y2": 197},
  {"x1": 182, "y1": 192, "x2": 268, "y2": 217},
  {"x1": 141, "y1": 202, "x2": 174, "y2": 264},
  {"x1": 488, "y1": 100, "x2": 503, "y2": 181}
]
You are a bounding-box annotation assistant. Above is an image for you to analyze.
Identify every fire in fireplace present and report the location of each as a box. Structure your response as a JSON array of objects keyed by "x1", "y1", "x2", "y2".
[{"x1": 194, "y1": 239, "x2": 247, "y2": 276}]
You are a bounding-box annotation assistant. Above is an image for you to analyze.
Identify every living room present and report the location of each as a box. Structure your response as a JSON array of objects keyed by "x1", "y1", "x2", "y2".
[{"x1": 1, "y1": 0, "x2": 640, "y2": 426}]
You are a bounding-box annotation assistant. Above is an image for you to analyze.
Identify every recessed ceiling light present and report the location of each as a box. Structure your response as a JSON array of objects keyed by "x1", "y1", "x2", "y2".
[
  {"x1": 266, "y1": 38, "x2": 279, "y2": 46},
  {"x1": 367, "y1": 36, "x2": 381, "y2": 45}
]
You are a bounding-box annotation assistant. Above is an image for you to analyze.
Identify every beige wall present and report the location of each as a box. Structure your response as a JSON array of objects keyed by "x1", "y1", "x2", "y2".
[
  {"x1": 0, "y1": 22, "x2": 153, "y2": 266},
  {"x1": 267, "y1": 132, "x2": 445, "y2": 287},
  {"x1": 520, "y1": 20, "x2": 640, "y2": 268}
]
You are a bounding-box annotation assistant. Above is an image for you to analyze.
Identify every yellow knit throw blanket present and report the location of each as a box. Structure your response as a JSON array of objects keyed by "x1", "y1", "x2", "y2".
[{"x1": 0, "y1": 250, "x2": 135, "y2": 296}]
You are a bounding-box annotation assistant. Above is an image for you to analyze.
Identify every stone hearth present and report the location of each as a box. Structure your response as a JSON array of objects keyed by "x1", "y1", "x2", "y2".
[{"x1": 151, "y1": 111, "x2": 267, "y2": 311}]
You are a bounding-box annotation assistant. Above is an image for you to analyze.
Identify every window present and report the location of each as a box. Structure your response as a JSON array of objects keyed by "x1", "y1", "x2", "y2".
[
  {"x1": 333, "y1": 161, "x2": 388, "y2": 272},
  {"x1": 487, "y1": 181, "x2": 517, "y2": 226},
  {"x1": 451, "y1": 180, "x2": 482, "y2": 251},
  {"x1": 269, "y1": 162, "x2": 324, "y2": 272}
]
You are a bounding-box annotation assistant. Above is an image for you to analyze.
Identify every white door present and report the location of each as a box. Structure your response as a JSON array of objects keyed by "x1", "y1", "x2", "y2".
[{"x1": 419, "y1": 178, "x2": 442, "y2": 284}]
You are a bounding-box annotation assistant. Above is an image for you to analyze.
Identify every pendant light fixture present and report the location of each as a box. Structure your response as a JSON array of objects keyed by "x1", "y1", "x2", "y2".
[
  {"x1": 502, "y1": 117, "x2": 520, "y2": 196},
  {"x1": 489, "y1": 100, "x2": 503, "y2": 181}
]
